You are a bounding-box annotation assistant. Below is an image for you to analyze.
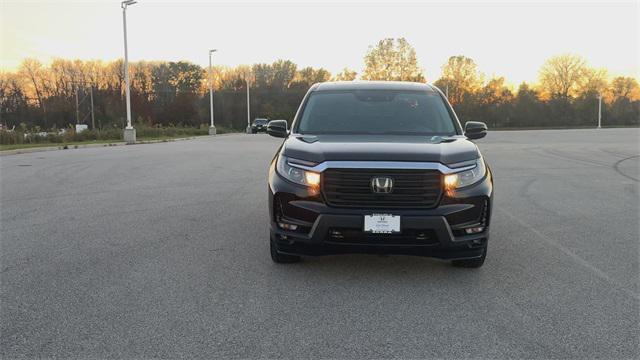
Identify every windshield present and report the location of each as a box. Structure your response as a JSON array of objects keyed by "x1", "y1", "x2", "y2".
[
  {"x1": 254, "y1": 119, "x2": 268, "y2": 125},
  {"x1": 295, "y1": 90, "x2": 457, "y2": 135}
]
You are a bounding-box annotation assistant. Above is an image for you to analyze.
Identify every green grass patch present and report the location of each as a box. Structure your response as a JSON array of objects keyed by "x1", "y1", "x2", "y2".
[
  {"x1": 0, "y1": 133, "x2": 223, "y2": 151},
  {"x1": 1, "y1": 125, "x2": 242, "y2": 151},
  {"x1": 0, "y1": 140, "x2": 124, "y2": 151}
]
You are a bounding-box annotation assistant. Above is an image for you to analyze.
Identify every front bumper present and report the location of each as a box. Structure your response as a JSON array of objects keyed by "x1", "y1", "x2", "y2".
[{"x1": 268, "y1": 163, "x2": 493, "y2": 259}]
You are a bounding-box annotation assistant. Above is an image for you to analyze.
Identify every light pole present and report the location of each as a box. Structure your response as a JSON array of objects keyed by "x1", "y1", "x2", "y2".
[
  {"x1": 597, "y1": 93, "x2": 602, "y2": 129},
  {"x1": 208, "y1": 49, "x2": 217, "y2": 135},
  {"x1": 75, "y1": 86, "x2": 80, "y2": 125},
  {"x1": 122, "y1": 0, "x2": 137, "y2": 144},
  {"x1": 90, "y1": 86, "x2": 95, "y2": 130},
  {"x1": 246, "y1": 78, "x2": 251, "y2": 134}
]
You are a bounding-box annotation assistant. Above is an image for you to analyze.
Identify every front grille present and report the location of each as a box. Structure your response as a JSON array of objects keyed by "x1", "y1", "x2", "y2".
[{"x1": 322, "y1": 168, "x2": 442, "y2": 208}]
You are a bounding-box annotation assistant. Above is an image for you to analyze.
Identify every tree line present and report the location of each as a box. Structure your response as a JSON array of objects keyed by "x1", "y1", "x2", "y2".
[{"x1": 1, "y1": 38, "x2": 638, "y2": 132}]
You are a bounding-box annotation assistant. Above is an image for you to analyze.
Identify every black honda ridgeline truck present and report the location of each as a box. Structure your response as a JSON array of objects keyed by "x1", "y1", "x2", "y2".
[{"x1": 267, "y1": 81, "x2": 493, "y2": 268}]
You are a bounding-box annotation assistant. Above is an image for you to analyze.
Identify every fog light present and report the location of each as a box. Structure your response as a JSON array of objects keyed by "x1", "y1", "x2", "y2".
[
  {"x1": 329, "y1": 229, "x2": 344, "y2": 239},
  {"x1": 464, "y1": 226, "x2": 484, "y2": 234},
  {"x1": 278, "y1": 222, "x2": 298, "y2": 231}
]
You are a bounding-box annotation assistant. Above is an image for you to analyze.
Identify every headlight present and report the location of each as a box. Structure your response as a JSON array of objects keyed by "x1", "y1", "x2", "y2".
[
  {"x1": 444, "y1": 158, "x2": 486, "y2": 190},
  {"x1": 277, "y1": 155, "x2": 321, "y2": 188}
]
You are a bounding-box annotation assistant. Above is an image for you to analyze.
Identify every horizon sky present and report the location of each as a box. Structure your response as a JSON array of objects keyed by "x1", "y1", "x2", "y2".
[{"x1": 1, "y1": 0, "x2": 639, "y2": 86}]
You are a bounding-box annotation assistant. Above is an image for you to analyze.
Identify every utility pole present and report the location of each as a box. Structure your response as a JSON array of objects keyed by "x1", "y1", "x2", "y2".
[
  {"x1": 71, "y1": 81, "x2": 94, "y2": 130},
  {"x1": 122, "y1": 0, "x2": 137, "y2": 144},
  {"x1": 597, "y1": 94, "x2": 602, "y2": 129},
  {"x1": 208, "y1": 49, "x2": 217, "y2": 135},
  {"x1": 246, "y1": 78, "x2": 251, "y2": 134}
]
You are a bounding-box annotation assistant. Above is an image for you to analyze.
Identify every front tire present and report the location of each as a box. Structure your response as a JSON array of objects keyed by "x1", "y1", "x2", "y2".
[
  {"x1": 270, "y1": 239, "x2": 301, "y2": 263},
  {"x1": 451, "y1": 245, "x2": 486, "y2": 268}
]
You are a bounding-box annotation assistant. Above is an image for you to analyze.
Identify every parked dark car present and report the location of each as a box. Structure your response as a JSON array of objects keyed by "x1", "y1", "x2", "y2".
[
  {"x1": 267, "y1": 81, "x2": 493, "y2": 267},
  {"x1": 251, "y1": 118, "x2": 269, "y2": 133}
]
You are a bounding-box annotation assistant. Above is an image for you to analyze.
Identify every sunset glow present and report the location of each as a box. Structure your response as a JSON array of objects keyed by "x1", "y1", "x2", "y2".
[{"x1": 2, "y1": 0, "x2": 638, "y2": 84}]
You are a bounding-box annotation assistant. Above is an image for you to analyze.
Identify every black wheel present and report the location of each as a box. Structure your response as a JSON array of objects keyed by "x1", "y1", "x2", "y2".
[
  {"x1": 270, "y1": 239, "x2": 301, "y2": 263},
  {"x1": 452, "y1": 245, "x2": 487, "y2": 268}
]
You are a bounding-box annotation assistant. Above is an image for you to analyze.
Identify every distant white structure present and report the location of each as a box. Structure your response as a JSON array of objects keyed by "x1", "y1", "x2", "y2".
[{"x1": 76, "y1": 124, "x2": 89, "y2": 133}]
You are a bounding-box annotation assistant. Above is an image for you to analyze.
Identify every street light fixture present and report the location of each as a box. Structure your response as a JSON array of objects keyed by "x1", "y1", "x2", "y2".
[
  {"x1": 208, "y1": 49, "x2": 217, "y2": 135},
  {"x1": 121, "y1": 0, "x2": 137, "y2": 144}
]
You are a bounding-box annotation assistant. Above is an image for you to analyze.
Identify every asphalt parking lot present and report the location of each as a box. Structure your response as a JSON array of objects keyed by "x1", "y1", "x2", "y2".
[{"x1": 1, "y1": 128, "x2": 638, "y2": 358}]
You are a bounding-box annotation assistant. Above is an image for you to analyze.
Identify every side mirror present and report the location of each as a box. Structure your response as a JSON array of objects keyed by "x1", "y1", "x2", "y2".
[
  {"x1": 464, "y1": 121, "x2": 487, "y2": 140},
  {"x1": 267, "y1": 120, "x2": 289, "y2": 138}
]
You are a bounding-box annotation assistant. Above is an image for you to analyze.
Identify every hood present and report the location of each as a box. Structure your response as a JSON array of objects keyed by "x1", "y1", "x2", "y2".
[{"x1": 281, "y1": 134, "x2": 480, "y2": 165}]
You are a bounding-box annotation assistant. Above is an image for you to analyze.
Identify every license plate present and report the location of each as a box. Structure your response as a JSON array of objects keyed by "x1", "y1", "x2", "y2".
[{"x1": 364, "y1": 214, "x2": 400, "y2": 234}]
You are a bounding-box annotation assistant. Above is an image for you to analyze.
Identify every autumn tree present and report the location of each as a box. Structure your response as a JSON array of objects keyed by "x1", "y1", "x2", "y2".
[
  {"x1": 511, "y1": 82, "x2": 547, "y2": 127},
  {"x1": 571, "y1": 67, "x2": 609, "y2": 126},
  {"x1": 608, "y1": 77, "x2": 640, "y2": 125},
  {"x1": 476, "y1": 77, "x2": 514, "y2": 127},
  {"x1": 2, "y1": 55, "x2": 638, "y2": 132},
  {"x1": 215, "y1": 65, "x2": 252, "y2": 91},
  {"x1": 434, "y1": 55, "x2": 483, "y2": 106},
  {"x1": 538, "y1": 54, "x2": 589, "y2": 99},
  {"x1": 610, "y1": 76, "x2": 639, "y2": 100},
  {"x1": 131, "y1": 61, "x2": 154, "y2": 102},
  {"x1": 0, "y1": 72, "x2": 30, "y2": 127},
  {"x1": 149, "y1": 61, "x2": 203, "y2": 125},
  {"x1": 271, "y1": 60, "x2": 297, "y2": 91},
  {"x1": 333, "y1": 68, "x2": 357, "y2": 81},
  {"x1": 291, "y1": 67, "x2": 331, "y2": 89},
  {"x1": 578, "y1": 68, "x2": 608, "y2": 96},
  {"x1": 19, "y1": 59, "x2": 48, "y2": 125},
  {"x1": 361, "y1": 38, "x2": 425, "y2": 82},
  {"x1": 252, "y1": 63, "x2": 275, "y2": 89}
]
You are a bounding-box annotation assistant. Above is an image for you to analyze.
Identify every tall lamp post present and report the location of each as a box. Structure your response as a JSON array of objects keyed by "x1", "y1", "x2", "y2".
[
  {"x1": 245, "y1": 77, "x2": 251, "y2": 134},
  {"x1": 597, "y1": 93, "x2": 602, "y2": 129},
  {"x1": 122, "y1": 0, "x2": 137, "y2": 144},
  {"x1": 208, "y1": 49, "x2": 217, "y2": 135}
]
